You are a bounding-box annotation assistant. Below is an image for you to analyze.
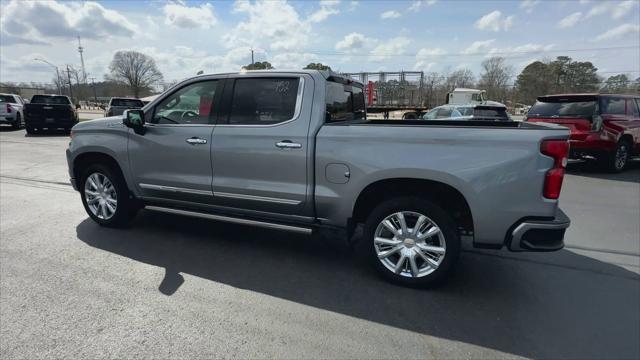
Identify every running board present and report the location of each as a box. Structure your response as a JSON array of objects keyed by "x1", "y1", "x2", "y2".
[{"x1": 145, "y1": 206, "x2": 313, "y2": 235}]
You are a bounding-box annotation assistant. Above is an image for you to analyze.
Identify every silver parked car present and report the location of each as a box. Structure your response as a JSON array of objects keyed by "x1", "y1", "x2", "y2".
[
  {"x1": 66, "y1": 70, "x2": 570, "y2": 287},
  {"x1": 0, "y1": 93, "x2": 26, "y2": 129},
  {"x1": 422, "y1": 101, "x2": 511, "y2": 121}
]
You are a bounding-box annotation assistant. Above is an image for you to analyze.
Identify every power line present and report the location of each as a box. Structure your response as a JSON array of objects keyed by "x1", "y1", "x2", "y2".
[{"x1": 290, "y1": 45, "x2": 639, "y2": 58}]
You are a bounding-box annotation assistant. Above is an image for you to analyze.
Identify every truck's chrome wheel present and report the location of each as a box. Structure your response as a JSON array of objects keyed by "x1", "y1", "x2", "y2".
[
  {"x1": 84, "y1": 172, "x2": 117, "y2": 220},
  {"x1": 374, "y1": 211, "x2": 446, "y2": 278}
]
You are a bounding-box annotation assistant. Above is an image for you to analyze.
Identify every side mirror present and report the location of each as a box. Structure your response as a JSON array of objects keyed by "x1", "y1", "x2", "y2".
[
  {"x1": 75, "y1": 104, "x2": 81, "y2": 110},
  {"x1": 123, "y1": 109, "x2": 145, "y2": 135}
]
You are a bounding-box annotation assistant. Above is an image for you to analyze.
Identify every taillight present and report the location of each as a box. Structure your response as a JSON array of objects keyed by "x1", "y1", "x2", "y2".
[
  {"x1": 541, "y1": 140, "x2": 569, "y2": 199},
  {"x1": 6, "y1": 104, "x2": 11, "y2": 113}
]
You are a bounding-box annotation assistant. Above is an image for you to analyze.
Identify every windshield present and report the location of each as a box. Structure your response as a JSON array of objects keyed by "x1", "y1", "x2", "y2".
[
  {"x1": 111, "y1": 99, "x2": 144, "y2": 107},
  {"x1": 31, "y1": 95, "x2": 70, "y2": 105},
  {"x1": 529, "y1": 100, "x2": 596, "y2": 118}
]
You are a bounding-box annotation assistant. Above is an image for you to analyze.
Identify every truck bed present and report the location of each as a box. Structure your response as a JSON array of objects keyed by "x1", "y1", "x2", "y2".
[
  {"x1": 314, "y1": 118, "x2": 570, "y2": 247},
  {"x1": 349, "y1": 119, "x2": 567, "y2": 130}
]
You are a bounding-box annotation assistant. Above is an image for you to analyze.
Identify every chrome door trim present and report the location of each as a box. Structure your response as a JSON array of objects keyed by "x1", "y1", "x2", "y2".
[
  {"x1": 146, "y1": 206, "x2": 312, "y2": 234},
  {"x1": 139, "y1": 183, "x2": 213, "y2": 196},
  {"x1": 213, "y1": 191, "x2": 301, "y2": 205},
  {"x1": 215, "y1": 77, "x2": 305, "y2": 128}
]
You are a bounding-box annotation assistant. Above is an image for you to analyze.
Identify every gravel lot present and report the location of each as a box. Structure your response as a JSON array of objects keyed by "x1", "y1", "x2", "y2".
[{"x1": 1, "y1": 127, "x2": 638, "y2": 359}]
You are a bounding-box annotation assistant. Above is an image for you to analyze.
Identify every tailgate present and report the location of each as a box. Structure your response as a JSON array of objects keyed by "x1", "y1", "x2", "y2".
[
  {"x1": 527, "y1": 117, "x2": 592, "y2": 140},
  {"x1": 25, "y1": 104, "x2": 73, "y2": 120}
]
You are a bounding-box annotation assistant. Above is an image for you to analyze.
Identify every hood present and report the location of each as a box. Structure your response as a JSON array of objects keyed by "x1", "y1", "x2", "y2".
[{"x1": 72, "y1": 116, "x2": 124, "y2": 131}]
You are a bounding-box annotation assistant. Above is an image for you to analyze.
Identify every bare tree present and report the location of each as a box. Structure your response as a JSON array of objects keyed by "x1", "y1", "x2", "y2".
[
  {"x1": 423, "y1": 72, "x2": 443, "y2": 108},
  {"x1": 446, "y1": 68, "x2": 475, "y2": 89},
  {"x1": 107, "y1": 51, "x2": 164, "y2": 97},
  {"x1": 478, "y1": 57, "x2": 514, "y2": 101}
]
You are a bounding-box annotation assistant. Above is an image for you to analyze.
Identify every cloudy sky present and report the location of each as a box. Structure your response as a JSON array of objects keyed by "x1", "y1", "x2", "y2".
[{"x1": 1, "y1": 0, "x2": 639, "y2": 84}]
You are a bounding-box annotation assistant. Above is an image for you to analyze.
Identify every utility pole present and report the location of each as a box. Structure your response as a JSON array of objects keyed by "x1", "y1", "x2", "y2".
[
  {"x1": 66, "y1": 65, "x2": 74, "y2": 100},
  {"x1": 251, "y1": 47, "x2": 254, "y2": 65},
  {"x1": 77, "y1": 35, "x2": 87, "y2": 83},
  {"x1": 55, "y1": 67, "x2": 62, "y2": 95},
  {"x1": 89, "y1": 77, "x2": 98, "y2": 103}
]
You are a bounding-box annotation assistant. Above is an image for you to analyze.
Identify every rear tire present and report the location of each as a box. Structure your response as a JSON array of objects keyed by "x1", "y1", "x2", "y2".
[
  {"x1": 361, "y1": 196, "x2": 460, "y2": 287},
  {"x1": 12, "y1": 113, "x2": 22, "y2": 130},
  {"x1": 603, "y1": 140, "x2": 631, "y2": 173},
  {"x1": 80, "y1": 163, "x2": 138, "y2": 227}
]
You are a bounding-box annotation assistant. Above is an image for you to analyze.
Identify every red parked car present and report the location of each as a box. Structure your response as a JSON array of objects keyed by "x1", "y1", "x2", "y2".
[{"x1": 526, "y1": 94, "x2": 640, "y2": 172}]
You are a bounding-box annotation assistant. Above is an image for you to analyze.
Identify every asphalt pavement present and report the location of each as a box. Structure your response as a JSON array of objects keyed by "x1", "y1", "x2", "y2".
[{"x1": 1, "y1": 127, "x2": 638, "y2": 359}]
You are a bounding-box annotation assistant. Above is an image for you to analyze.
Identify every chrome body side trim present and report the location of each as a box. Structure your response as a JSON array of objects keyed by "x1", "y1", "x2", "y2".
[
  {"x1": 145, "y1": 206, "x2": 313, "y2": 234},
  {"x1": 139, "y1": 183, "x2": 213, "y2": 196},
  {"x1": 213, "y1": 191, "x2": 301, "y2": 205}
]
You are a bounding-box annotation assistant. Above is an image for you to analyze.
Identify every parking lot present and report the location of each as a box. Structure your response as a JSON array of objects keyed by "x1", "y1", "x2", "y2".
[{"x1": 0, "y1": 127, "x2": 638, "y2": 359}]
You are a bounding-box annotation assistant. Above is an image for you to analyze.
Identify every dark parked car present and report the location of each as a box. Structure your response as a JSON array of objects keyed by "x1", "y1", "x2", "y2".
[
  {"x1": 526, "y1": 94, "x2": 640, "y2": 172},
  {"x1": 24, "y1": 94, "x2": 78, "y2": 134},
  {"x1": 105, "y1": 97, "x2": 144, "y2": 117},
  {"x1": 420, "y1": 102, "x2": 511, "y2": 121}
]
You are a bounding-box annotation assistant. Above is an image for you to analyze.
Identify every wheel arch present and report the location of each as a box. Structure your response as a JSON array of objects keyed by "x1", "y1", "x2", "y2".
[
  {"x1": 619, "y1": 133, "x2": 634, "y2": 145},
  {"x1": 351, "y1": 177, "x2": 474, "y2": 237},
  {"x1": 73, "y1": 152, "x2": 129, "y2": 191}
]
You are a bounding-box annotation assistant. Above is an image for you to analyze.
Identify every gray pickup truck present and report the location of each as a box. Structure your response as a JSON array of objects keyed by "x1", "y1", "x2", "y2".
[{"x1": 66, "y1": 70, "x2": 571, "y2": 287}]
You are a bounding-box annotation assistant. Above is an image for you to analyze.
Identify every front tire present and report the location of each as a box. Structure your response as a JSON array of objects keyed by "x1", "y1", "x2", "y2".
[
  {"x1": 80, "y1": 164, "x2": 138, "y2": 227},
  {"x1": 362, "y1": 197, "x2": 460, "y2": 287},
  {"x1": 25, "y1": 126, "x2": 35, "y2": 134}
]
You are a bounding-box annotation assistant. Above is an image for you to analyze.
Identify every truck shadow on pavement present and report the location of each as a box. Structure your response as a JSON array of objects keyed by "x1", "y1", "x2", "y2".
[
  {"x1": 76, "y1": 212, "x2": 640, "y2": 359},
  {"x1": 566, "y1": 161, "x2": 640, "y2": 183}
]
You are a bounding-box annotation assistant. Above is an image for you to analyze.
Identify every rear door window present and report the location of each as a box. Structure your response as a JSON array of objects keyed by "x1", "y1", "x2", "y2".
[
  {"x1": 626, "y1": 99, "x2": 639, "y2": 117},
  {"x1": 227, "y1": 77, "x2": 301, "y2": 125},
  {"x1": 435, "y1": 108, "x2": 452, "y2": 118},
  {"x1": 326, "y1": 81, "x2": 365, "y2": 122},
  {"x1": 600, "y1": 97, "x2": 626, "y2": 115}
]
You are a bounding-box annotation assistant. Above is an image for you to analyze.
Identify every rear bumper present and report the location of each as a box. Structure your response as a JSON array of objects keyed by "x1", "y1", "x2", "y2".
[
  {"x1": 507, "y1": 209, "x2": 570, "y2": 252},
  {"x1": 25, "y1": 118, "x2": 77, "y2": 128}
]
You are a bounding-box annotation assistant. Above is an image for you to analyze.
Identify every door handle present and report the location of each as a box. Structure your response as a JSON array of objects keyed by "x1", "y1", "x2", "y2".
[
  {"x1": 275, "y1": 140, "x2": 302, "y2": 149},
  {"x1": 186, "y1": 137, "x2": 207, "y2": 145}
]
